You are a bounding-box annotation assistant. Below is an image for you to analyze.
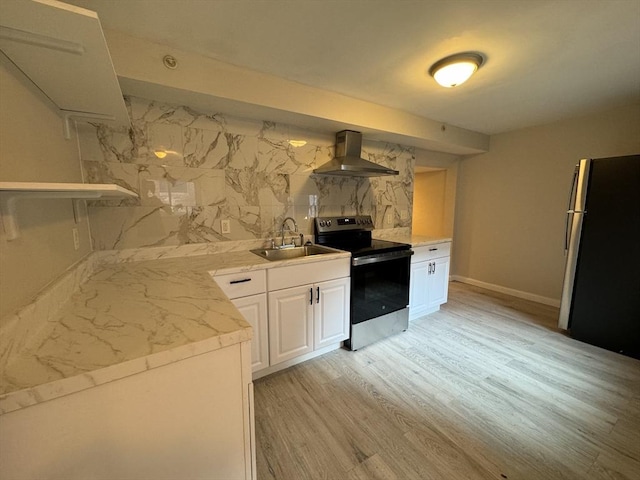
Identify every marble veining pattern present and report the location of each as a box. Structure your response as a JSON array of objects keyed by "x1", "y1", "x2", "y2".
[
  {"x1": 0, "y1": 248, "x2": 350, "y2": 414},
  {"x1": 0, "y1": 261, "x2": 248, "y2": 401},
  {"x1": 0, "y1": 260, "x2": 252, "y2": 413},
  {"x1": 79, "y1": 96, "x2": 415, "y2": 250},
  {"x1": 0, "y1": 254, "x2": 100, "y2": 382}
]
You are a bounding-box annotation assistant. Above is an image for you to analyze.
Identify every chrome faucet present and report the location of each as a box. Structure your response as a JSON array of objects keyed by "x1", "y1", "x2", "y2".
[{"x1": 280, "y1": 216, "x2": 298, "y2": 248}]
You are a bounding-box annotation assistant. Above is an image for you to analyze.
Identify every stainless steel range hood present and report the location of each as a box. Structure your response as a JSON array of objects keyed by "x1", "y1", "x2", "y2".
[{"x1": 313, "y1": 130, "x2": 399, "y2": 177}]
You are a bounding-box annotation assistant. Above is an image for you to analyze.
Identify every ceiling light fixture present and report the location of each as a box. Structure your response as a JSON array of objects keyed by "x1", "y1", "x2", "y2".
[
  {"x1": 288, "y1": 140, "x2": 307, "y2": 147},
  {"x1": 429, "y1": 52, "x2": 484, "y2": 88}
]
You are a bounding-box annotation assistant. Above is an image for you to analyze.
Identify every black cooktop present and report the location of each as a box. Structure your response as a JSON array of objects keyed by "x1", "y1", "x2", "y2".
[
  {"x1": 314, "y1": 216, "x2": 411, "y2": 257},
  {"x1": 334, "y1": 238, "x2": 411, "y2": 257}
]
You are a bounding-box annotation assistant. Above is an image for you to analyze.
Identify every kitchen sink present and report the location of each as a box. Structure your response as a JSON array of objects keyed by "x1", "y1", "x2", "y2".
[{"x1": 251, "y1": 244, "x2": 340, "y2": 261}]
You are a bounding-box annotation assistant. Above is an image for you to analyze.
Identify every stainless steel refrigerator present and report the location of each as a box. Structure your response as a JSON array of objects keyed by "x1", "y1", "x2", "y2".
[{"x1": 559, "y1": 155, "x2": 640, "y2": 359}]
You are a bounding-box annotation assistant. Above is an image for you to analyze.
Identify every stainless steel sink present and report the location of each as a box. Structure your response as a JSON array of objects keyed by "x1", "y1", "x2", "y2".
[{"x1": 251, "y1": 244, "x2": 339, "y2": 261}]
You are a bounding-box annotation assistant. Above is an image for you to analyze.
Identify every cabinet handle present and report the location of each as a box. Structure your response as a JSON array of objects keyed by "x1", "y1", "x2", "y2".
[
  {"x1": 316, "y1": 286, "x2": 320, "y2": 304},
  {"x1": 433, "y1": 262, "x2": 436, "y2": 274},
  {"x1": 429, "y1": 247, "x2": 438, "y2": 251},
  {"x1": 310, "y1": 287, "x2": 313, "y2": 305},
  {"x1": 229, "y1": 278, "x2": 251, "y2": 284},
  {"x1": 428, "y1": 262, "x2": 432, "y2": 274}
]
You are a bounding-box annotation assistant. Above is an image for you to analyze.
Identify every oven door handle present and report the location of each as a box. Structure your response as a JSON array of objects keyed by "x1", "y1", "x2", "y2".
[{"x1": 351, "y1": 249, "x2": 414, "y2": 266}]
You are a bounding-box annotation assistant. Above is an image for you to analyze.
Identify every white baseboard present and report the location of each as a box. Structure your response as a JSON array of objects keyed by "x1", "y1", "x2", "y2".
[{"x1": 450, "y1": 275, "x2": 561, "y2": 307}]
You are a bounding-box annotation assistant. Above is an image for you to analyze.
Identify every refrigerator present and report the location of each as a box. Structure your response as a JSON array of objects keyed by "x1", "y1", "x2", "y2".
[{"x1": 559, "y1": 154, "x2": 640, "y2": 359}]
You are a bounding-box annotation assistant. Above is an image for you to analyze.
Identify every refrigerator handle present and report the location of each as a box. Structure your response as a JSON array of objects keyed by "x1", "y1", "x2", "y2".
[
  {"x1": 559, "y1": 158, "x2": 591, "y2": 330},
  {"x1": 564, "y1": 165, "x2": 579, "y2": 253}
]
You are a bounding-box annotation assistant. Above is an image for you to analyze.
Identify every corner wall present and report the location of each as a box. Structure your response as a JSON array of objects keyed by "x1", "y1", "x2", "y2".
[
  {"x1": 412, "y1": 150, "x2": 459, "y2": 238},
  {"x1": 0, "y1": 62, "x2": 91, "y2": 318},
  {"x1": 452, "y1": 103, "x2": 640, "y2": 304}
]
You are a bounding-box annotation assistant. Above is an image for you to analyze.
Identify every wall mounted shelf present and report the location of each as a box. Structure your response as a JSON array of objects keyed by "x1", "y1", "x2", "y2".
[{"x1": 0, "y1": 182, "x2": 138, "y2": 241}]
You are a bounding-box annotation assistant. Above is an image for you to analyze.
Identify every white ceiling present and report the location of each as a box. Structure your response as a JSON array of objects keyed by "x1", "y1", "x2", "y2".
[{"x1": 67, "y1": 0, "x2": 640, "y2": 136}]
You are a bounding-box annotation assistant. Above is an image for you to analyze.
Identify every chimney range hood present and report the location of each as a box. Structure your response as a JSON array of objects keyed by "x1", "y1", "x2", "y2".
[{"x1": 313, "y1": 130, "x2": 399, "y2": 177}]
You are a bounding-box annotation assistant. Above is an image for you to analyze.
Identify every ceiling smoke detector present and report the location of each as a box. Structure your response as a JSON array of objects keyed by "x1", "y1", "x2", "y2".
[{"x1": 163, "y1": 54, "x2": 178, "y2": 69}]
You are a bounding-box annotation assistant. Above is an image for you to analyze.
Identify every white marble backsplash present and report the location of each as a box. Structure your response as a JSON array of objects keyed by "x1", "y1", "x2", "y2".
[
  {"x1": 96, "y1": 238, "x2": 282, "y2": 264},
  {"x1": 79, "y1": 96, "x2": 415, "y2": 250}
]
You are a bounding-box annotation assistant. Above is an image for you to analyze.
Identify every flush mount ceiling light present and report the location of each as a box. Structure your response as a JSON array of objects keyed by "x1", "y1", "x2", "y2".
[{"x1": 429, "y1": 52, "x2": 484, "y2": 88}]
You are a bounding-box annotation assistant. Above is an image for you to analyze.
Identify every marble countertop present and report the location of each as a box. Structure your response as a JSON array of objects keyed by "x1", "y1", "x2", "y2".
[
  {"x1": 406, "y1": 235, "x2": 453, "y2": 247},
  {"x1": 373, "y1": 233, "x2": 452, "y2": 247},
  {"x1": 0, "y1": 248, "x2": 349, "y2": 414}
]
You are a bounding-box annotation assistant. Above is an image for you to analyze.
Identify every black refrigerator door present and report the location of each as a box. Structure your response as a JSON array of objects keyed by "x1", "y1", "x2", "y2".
[{"x1": 569, "y1": 155, "x2": 640, "y2": 359}]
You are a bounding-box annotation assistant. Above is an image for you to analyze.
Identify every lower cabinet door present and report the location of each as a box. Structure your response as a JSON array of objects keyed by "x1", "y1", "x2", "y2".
[
  {"x1": 409, "y1": 260, "x2": 430, "y2": 320},
  {"x1": 427, "y1": 256, "x2": 450, "y2": 310},
  {"x1": 314, "y1": 277, "x2": 350, "y2": 349},
  {"x1": 268, "y1": 285, "x2": 314, "y2": 365},
  {"x1": 232, "y1": 294, "x2": 269, "y2": 372}
]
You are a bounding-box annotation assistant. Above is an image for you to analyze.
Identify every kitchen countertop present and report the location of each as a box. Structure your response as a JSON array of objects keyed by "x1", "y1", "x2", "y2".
[
  {"x1": 0, "y1": 248, "x2": 349, "y2": 414},
  {"x1": 407, "y1": 235, "x2": 453, "y2": 247},
  {"x1": 373, "y1": 233, "x2": 452, "y2": 247}
]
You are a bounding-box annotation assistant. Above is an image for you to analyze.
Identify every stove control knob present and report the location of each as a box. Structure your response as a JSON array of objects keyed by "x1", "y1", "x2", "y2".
[
  {"x1": 319, "y1": 220, "x2": 325, "y2": 227},
  {"x1": 327, "y1": 220, "x2": 332, "y2": 227}
]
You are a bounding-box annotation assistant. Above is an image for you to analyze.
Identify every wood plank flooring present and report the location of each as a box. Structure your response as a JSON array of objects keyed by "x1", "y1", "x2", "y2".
[{"x1": 253, "y1": 282, "x2": 640, "y2": 480}]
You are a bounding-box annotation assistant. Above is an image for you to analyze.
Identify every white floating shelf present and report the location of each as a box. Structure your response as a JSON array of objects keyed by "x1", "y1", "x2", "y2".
[
  {"x1": 0, "y1": 182, "x2": 138, "y2": 198},
  {"x1": 0, "y1": 182, "x2": 138, "y2": 241}
]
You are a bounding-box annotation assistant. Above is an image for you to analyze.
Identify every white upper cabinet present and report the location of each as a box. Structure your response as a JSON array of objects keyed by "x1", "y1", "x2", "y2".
[{"x1": 0, "y1": 0, "x2": 130, "y2": 133}]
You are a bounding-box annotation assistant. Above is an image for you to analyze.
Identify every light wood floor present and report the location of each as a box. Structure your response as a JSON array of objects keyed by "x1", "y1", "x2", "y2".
[{"x1": 254, "y1": 282, "x2": 640, "y2": 480}]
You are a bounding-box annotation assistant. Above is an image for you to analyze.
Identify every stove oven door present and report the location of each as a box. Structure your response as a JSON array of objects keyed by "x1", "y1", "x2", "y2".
[{"x1": 350, "y1": 250, "x2": 412, "y2": 325}]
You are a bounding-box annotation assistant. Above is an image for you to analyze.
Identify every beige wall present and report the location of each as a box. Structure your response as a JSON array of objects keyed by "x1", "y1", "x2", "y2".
[
  {"x1": 413, "y1": 171, "x2": 446, "y2": 236},
  {"x1": 412, "y1": 150, "x2": 459, "y2": 237},
  {"x1": 453, "y1": 103, "x2": 640, "y2": 304},
  {"x1": 0, "y1": 62, "x2": 91, "y2": 318}
]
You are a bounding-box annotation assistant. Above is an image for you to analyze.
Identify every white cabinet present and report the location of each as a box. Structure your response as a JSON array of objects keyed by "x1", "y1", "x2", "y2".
[
  {"x1": 268, "y1": 277, "x2": 350, "y2": 366},
  {"x1": 0, "y1": 343, "x2": 256, "y2": 480},
  {"x1": 232, "y1": 294, "x2": 269, "y2": 372},
  {"x1": 215, "y1": 258, "x2": 351, "y2": 376},
  {"x1": 409, "y1": 242, "x2": 451, "y2": 321},
  {"x1": 427, "y1": 256, "x2": 450, "y2": 309},
  {"x1": 267, "y1": 258, "x2": 350, "y2": 367},
  {"x1": 214, "y1": 270, "x2": 269, "y2": 373},
  {"x1": 314, "y1": 278, "x2": 350, "y2": 349},
  {"x1": 410, "y1": 260, "x2": 430, "y2": 319},
  {"x1": 268, "y1": 285, "x2": 314, "y2": 364}
]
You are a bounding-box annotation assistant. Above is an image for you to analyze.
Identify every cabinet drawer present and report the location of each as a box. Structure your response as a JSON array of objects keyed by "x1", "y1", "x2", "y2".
[
  {"x1": 214, "y1": 270, "x2": 267, "y2": 299},
  {"x1": 268, "y1": 258, "x2": 350, "y2": 291},
  {"x1": 412, "y1": 242, "x2": 451, "y2": 263}
]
